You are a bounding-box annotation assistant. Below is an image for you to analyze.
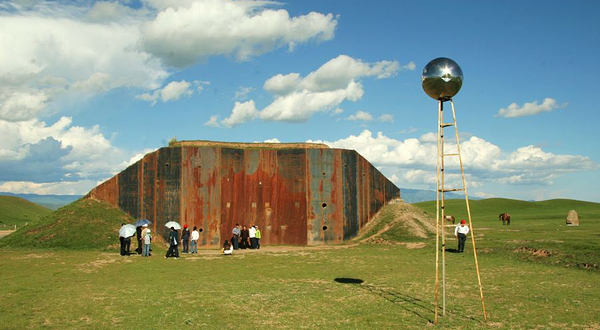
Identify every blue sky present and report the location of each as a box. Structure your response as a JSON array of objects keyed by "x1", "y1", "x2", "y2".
[{"x1": 0, "y1": 0, "x2": 599, "y2": 202}]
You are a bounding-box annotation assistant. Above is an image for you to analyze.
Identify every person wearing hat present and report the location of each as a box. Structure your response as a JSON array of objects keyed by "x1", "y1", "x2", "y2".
[
  {"x1": 454, "y1": 219, "x2": 470, "y2": 253},
  {"x1": 181, "y1": 224, "x2": 190, "y2": 254},
  {"x1": 141, "y1": 224, "x2": 151, "y2": 256},
  {"x1": 143, "y1": 229, "x2": 152, "y2": 257}
]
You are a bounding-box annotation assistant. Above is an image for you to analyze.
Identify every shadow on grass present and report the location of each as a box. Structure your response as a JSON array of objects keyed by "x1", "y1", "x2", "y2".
[
  {"x1": 334, "y1": 278, "x2": 480, "y2": 324},
  {"x1": 334, "y1": 277, "x2": 433, "y2": 323}
]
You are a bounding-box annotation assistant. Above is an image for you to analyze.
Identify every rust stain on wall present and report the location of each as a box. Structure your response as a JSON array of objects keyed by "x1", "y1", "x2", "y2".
[{"x1": 87, "y1": 143, "x2": 400, "y2": 247}]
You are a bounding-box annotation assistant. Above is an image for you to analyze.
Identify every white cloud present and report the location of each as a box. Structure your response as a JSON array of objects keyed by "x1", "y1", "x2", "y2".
[
  {"x1": 0, "y1": 117, "x2": 148, "y2": 191},
  {"x1": 347, "y1": 110, "x2": 373, "y2": 121},
  {"x1": 221, "y1": 100, "x2": 258, "y2": 127},
  {"x1": 0, "y1": 180, "x2": 99, "y2": 195},
  {"x1": 219, "y1": 55, "x2": 408, "y2": 126},
  {"x1": 0, "y1": 8, "x2": 168, "y2": 121},
  {"x1": 497, "y1": 98, "x2": 566, "y2": 118},
  {"x1": 203, "y1": 115, "x2": 221, "y2": 128},
  {"x1": 378, "y1": 114, "x2": 394, "y2": 123},
  {"x1": 235, "y1": 86, "x2": 254, "y2": 100},
  {"x1": 309, "y1": 129, "x2": 597, "y2": 190},
  {"x1": 402, "y1": 61, "x2": 416, "y2": 71},
  {"x1": 263, "y1": 138, "x2": 281, "y2": 143},
  {"x1": 0, "y1": 91, "x2": 49, "y2": 122},
  {"x1": 259, "y1": 80, "x2": 364, "y2": 122},
  {"x1": 139, "y1": 0, "x2": 338, "y2": 67},
  {"x1": 136, "y1": 79, "x2": 198, "y2": 105}
]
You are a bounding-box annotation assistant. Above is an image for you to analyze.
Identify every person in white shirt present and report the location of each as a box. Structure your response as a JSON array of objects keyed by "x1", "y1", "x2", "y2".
[
  {"x1": 454, "y1": 219, "x2": 469, "y2": 253},
  {"x1": 249, "y1": 225, "x2": 257, "y2": 249},
  {"x1": 191, "y1": 226, "x2": 200, "y2": 254}
]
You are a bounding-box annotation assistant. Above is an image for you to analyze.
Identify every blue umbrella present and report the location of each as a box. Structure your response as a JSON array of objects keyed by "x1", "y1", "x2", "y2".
[{"x1": 135, "y1": 219, "x2": 152, "y2": 227}]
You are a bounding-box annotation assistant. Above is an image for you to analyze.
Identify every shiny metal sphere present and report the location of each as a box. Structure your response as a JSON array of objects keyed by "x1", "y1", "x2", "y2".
[{"x1": 422, "y1": 58, "x2": 463, "y2": 101}]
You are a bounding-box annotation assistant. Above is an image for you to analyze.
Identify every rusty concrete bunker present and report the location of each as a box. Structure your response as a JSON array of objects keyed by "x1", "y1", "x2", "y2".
[{"x1": 87, "y1": 141, "x2": 400, "y2": 247}]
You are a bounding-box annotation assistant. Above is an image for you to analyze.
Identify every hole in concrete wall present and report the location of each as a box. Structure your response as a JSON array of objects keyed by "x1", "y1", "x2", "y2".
[
  {"x1": 322, "y1": 202, "x2": 327, "y2": 208},
  {"x1": 322, "y1": 172, "x2": 326, "y2": 176},
  {"x1": 166, "y1": 163, "x2": 170, "y2": 167},
  {"x1": 344, "y1": 164, "x2": 347, "y2": 168},
  {"x1": 322, "y1": 226, "x2": 328, "y2": 231}
]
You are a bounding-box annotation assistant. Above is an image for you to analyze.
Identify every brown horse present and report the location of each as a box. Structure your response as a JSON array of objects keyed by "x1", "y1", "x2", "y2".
[
  {"x1": 499, "y1": 213, "x2": 511, "y2": 225},
  {"x1": 445, "y1": 215, "x2": 455, "y2": 224}
]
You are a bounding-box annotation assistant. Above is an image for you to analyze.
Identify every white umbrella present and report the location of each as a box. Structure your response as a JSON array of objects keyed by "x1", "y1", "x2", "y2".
[
  {"x1": 164, "y1": 221, "x2": 181, "y2": 230},
  {"x1": 119, "y1": 224, "x2": 136, "y2": 238}
]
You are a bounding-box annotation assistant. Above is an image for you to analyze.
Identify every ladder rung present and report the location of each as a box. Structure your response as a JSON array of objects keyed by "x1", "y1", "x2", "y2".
[
  {"x1": 438, "y1": 188, "x2": 464, "y2": 192},
  {"x1": 440, "y1": 123, "x2": 454, "y2": 127},
  {"x1": 443, "y1": 153, "x2": 459, "y2": 157}
]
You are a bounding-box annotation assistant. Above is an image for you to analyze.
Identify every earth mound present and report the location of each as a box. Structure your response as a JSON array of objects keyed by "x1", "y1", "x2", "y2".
[{"x1": 0, "y1": 198, "x2": 135, "y2": 250}]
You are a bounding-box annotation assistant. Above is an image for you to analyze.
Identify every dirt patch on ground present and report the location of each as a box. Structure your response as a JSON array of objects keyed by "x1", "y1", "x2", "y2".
[
  {"x1": 514, "y1": 247, "x2": 552, "y2": 257},
  {"x1": 399, "y1": 242, "x2": 427, "y2": 249},
  {"x1": 0, "y1": 230, "x2": 14, "y2": 239}
]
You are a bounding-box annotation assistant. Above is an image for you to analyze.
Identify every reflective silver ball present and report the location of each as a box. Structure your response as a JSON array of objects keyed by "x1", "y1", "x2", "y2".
[{"x1": 422, "y1": 58, "x2": 463, "y2": 101}]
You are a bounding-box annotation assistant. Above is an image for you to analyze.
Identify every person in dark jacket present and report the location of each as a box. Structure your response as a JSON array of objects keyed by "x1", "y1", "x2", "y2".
[
  {"x1": 165, "y1": 227, "x2": 180, "y2": 259},
  {"x1": 119, "y1": 223, "x2": 127, "y2": 256},
  {"x1": 181, "y1": 224, "x2": 190, "y2": 254},
  {"x1": 135, "y1": 226, "x2": 143, "y2": 254},
  {"x1": 240, "y1": 225, "x2": 250, "y2": 249}
]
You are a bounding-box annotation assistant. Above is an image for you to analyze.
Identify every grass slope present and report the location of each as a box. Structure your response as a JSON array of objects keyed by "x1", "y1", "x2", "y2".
[
  {"x1": 0, "y1": 198, "x2": 134, "y2": 250},
  {"x1": 0, "y1": 195, "x2": 52, "y2": 228},
  {"x1": 414, "y1": 198, "x2": 600, "y2": 270}
]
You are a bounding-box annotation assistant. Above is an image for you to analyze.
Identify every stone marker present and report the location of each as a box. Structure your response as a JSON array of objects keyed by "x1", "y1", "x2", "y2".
[{"x1": 566, "y1": 210, "x2": 579, "y2": 226}]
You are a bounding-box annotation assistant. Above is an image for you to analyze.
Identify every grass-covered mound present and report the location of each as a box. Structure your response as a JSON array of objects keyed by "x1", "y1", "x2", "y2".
[
  {"x1": 355, "y1": 200, "x2": 436, "y2": 245},
  {"x1": 0, "y1": 195, "x2": 52, "y2": 228},
  {"x1": 0, "y1": 198, "x2": 134, "y2": 250}
]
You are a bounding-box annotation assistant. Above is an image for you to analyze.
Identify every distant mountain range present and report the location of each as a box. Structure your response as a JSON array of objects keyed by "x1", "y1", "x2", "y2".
[
  {"x1": 0, "y1": 188, "x2": 471, "y2": 210},
  {"x1": 0, "y1": 193, "x2": 82, "y2": 210}
]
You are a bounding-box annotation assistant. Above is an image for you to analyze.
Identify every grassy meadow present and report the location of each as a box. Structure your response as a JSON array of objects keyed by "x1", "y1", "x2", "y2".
[{"x1": 0, "y1": 198, "x2": 599, "y2": 329}]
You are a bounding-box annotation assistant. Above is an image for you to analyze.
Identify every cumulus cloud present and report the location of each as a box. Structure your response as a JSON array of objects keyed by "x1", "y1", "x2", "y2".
[
  {"x1": 497, "y1": 98, "x2": 566, "y2": 118},
  {"x1": 2, "y1": 1, "x2": 335, "y2": 122},
  {"x1": 347, "y1": 110, "x2": 373, "y2": 121},
  {"x1": 203, "y1": 115, "x2": 220, "y2": 128},
  {"x1": 0, "y1": 6, "x2": 168, "y2": 121},
  {"x1": 0, "y1": 117, "x2": 148, "y2": 193},
  {"x1": 218, "y1": 55, "x2": 408, "y2": 126},
  {"x1": 139, "y1": 0, "x2": 338, "y2": 67},
  {"x1": 221, "y1": 100, "x2": 259, "y2": 127},
  {"x1": 234, "y1": 86, "x2": 254, "y2": 100},
  {"x1": 136, "y1": 80, "x2": 208, "y2": 105},
  {"x1": 378, "y1": 114, "x2": 394, "y2": 123},
  {"x1": 309, "y1": 129, "x2": 597, "y2": 189}
]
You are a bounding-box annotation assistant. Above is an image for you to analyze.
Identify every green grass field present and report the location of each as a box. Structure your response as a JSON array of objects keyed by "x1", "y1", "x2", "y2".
[
  {"x1": 0, "y1": 196, "x2": 52, "y2": 229},
  {"x1": 0, "y1": 198, "x2": 599, "y2": 329}
]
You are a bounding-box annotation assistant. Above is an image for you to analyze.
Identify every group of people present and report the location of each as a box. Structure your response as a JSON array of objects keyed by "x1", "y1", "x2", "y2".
[
  {"x1": 165, "y1": 225, "x2": 202, "y2": 258},
  {"x1": 230, "y1": 223, "x2": 261, "y2": 250},
  {"x1": 120, "y1": 223, "x2": 264, "y2": 257},
  {"x1": 119, "y1": 223, "x2": 153, "y2": 257}
]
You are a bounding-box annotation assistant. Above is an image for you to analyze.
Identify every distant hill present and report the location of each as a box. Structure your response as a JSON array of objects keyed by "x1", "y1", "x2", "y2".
[
  {"x1": 400, "y1": 188, "x2": 479, "y2": 204},
  {"x1": 414, "y1": 198, "x2": 600, "y2": 222},
  {"x1": 0, "y1": 193, "x2": 82, "y2": 210},
  {"x1": 0, "y1": 196, "x2": 52, "y2": 229}
]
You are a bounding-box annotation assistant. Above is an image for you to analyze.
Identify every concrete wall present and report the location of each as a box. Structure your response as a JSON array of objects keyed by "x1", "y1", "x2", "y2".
[{"x1": 88, "y1": 146, "x2": 400, "y2": 247}]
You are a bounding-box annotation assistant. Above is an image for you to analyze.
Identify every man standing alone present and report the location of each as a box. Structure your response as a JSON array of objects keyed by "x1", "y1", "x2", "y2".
[
  {"x1": 232, "y1": 224, "x2": 240, "y2": 250},
  {"x1": 454, "y1": 219, "x2": 469, "y2": 253}
]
